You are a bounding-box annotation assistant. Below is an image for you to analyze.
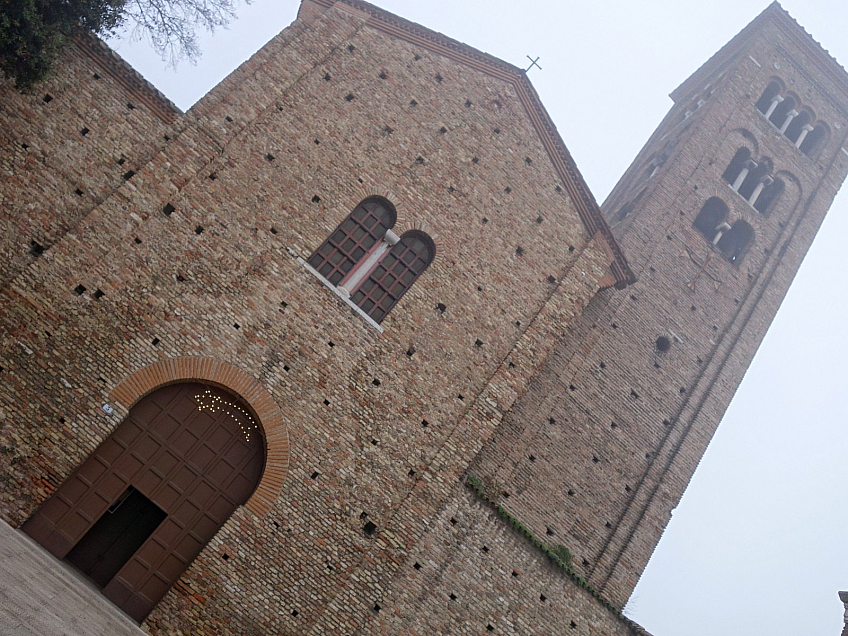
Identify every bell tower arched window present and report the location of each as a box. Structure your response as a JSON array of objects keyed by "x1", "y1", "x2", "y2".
[
  {"x1": 694, "y1": 197, "x2": 728, "y2": 239},
  {"x1": 716, "y1": 221, "x2": 754, "y2": 263},
  {"x1": 307, "y1": 197, "x2": 396, "y2": 285},
  {"x1": 351, "y1": 231, "x2": 434, "y2": 323}
]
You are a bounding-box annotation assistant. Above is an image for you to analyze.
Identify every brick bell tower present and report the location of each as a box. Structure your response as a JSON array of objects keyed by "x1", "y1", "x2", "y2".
[{"x1": 473, "y1": 2, "x2": 848, "y2": 609}]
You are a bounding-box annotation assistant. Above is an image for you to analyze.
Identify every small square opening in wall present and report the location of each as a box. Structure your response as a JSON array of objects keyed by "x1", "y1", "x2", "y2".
[
  {"x1": 436, "y1": 303, "x2": 446, "y2": 313},
  {"x1": 465, "y1": 99, "x2": 472, "y2": 108},
  {"x1": 486, "y1": 625, "x2": 494, "y2": 632},
  {"x1": 310, "y1": 471, "x2": 319, "y2": 480},
  {"x1": 439, "y1": 126, "x2": 447, "y2": 134},
  {"x1": 540, "y1": 594, "x2": 547, "y2": 602},
  {"x1": 475, "y1": 339, "x2": 483, "y2": 347},
  {"x1": 328, "y1": 341, "x2": 335, "y2": 347},
  {"x1": 291, "y1": 610, "x2": 299, "y2": 617},
  {"x1": 512, "y1": 570, "x2": 519, "y2": 577},
  {"x1": 409, "y1": 99, "x2": 417, "y2": 107},
  {"x1": 323, "y1": 399, "x2": 330, "y2": 406},
  {"x1": 75, "y1": 188, "x2": 84, "y2": 196},
  {"x1": 413, "y1": 562, "x2": 421, "y2": 570},
  {"x1": 30, "y1": 241, "x2": 44, "y2": 257},
  {"x1": 347, "y1": 44, "x2": 355, "y2": 52},
  {"x1": 123, "y1": 170, "x2": 135, "y2": 180},
  {"x1": 494, "y1": 127, "x2": 500, "y2": 134},
  {"x1": 270, "y1": 227, "x2": 278, "y2": 234},
  {"x1": 515, "y1": 246, "x2": 524, "y2": 256},
  {"x1": 233, "y1": 323, "x2": 240, "y2": 329},
  {"x1": 372, "y1": 603, "x2": 380, "y2": 613},
  {"x1": 195, "y1": 225, "x2": 204, "y2": 235},
  {"x1": 536, "y1": 216, "x2": 544, "y2": 224},
  {"x1": 435, "y1": 73, "x2": 443, "y2": 83},
  {"x1": 449, "y1": 517, "x2": 457, "y2": 525},
  {"x1": 323, "y1": 72, "x2": 331, "y2": 81},
  {"x1": 345, "y1": 93, "x2": 355, "y2": 102},
  {"x1": 363, "y1": 521, "x2": 377, "y2": 536},
  {"x1": 408, "y1": 469, "x2": 415, "y2": 476},
  {"x1": 568, "y1": 489, "x2": 575, "y2": 496},
  {"x1": 457, "y1": 394, "x2": 464, "y2": 401},
  {"x1": 117, "y1": 157, "x2": 126, "y2": 166},
  {"x1": 312, "y1": 195, "x2": 321, "y2": 203},
  {"x1": 73, "y1": 284, "x2": 86, "y2": 295},
  {"x1": 450, "y1": 593, "x2": 457, "y2": 600},
  {"x1": 547, "y1": 275, "x2": 556, "y2": 284},
  {"x1": 529, "y1": 454, "x2": 536, "y2": 462},
  {"x1": 570, "y1": 621, "x2": 577, "y2": 629},
  {"x1": 127, "y1": 103, "x2": 136, "y2": 110},
  {"x1": 43, "y1": 94, "x2": 53, "y2": 103},
  {"x1": 504, "y1": 187, "x2": 512, "y2": 194},
  {"x1": 372, "y1": 378, "x2": 381, "y2": 386},
  {"x1": 482, "y1": 545, "x2": 489, "y2": 553},
  {"x1": 421, "y1": 419, "x2": 429, "y2": 428},
  {"x1": 406, "y1": 346, "x2": 416, "y2": 357},
  {"x1": 225, "y1": 116, "x2": 233, "y2": 122},
  {"x1": 555, "y1": 185, "x2": 563, "y2": 193},
  {"x1": 151, "y1": 338, "x2": 160, "y2": 346},
  {"x1": 163, "y1": 203, "x2": 175, "y2": 216},
  {"x1": 208, "y1": 172, "x2": 217, "y2": 180},
  {"x1": 378, "y1": 71, "x2": 387, "y2": 80},
  {"x1": 80, "y1": 127, "x2": 89, "y2": 136},
  {"x1": 266, "y1": 153, "x2": 275, "y2": 162},
  {"x1": 546, "y1": 527, "x2": 555, "y2": 536},
  {"x1": 222, "y1": 553, "x2": 229, "y2": 561},
  {"x1": 283, "y1": 365, "x2": 290, "y2": 372},
  {"x1": 93, "y1": 289, "x2": 105, "y2": 300}
]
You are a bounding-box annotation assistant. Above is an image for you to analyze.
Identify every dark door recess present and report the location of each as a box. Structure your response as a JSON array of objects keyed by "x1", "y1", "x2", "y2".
[{"x1": 23, "y1": 383, "x2": 265, "y2": 622}]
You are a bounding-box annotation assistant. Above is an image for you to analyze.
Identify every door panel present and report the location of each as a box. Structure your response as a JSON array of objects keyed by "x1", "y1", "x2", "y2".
[{"x1": 23, "y1": 382, "x2": 265, "y2": 622}]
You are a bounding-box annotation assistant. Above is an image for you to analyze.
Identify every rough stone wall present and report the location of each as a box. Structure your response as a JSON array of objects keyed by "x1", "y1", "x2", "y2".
[
  {"x1": 472, "y1": 7, "x2": 848, "y2": 608},
  {"x1": 0, "y1": 3, "x2": 623, "y2": 634},
  {"x1": 0, "y1": 35, "x2": 179, "y2": 287}
]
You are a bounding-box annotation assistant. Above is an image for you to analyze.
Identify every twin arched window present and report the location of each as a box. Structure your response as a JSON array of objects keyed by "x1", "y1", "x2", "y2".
[
  {"x1": 722, "y1": 148, "x2": 784, "y2": 215},
  {"x1": 308, "y1": 197, "x2": 434, "y2": 323},
  {"x1": 693, "y1": 197, "x2": 754, "y2": 263}
]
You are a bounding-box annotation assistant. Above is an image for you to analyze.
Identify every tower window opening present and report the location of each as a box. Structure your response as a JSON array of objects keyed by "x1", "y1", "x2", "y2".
[
  {"x1": 693, "y1": 197, "x2": 728, "y2": 241},
  {"x1": 716, "y1": 221, "x2": 754, "y2": 263},
  {"x1": 799, "y1": 123, "x2": 828, "y2": 157},
  {"x1": 756, "y1": 80, "x2": 783, "y2": 116}
]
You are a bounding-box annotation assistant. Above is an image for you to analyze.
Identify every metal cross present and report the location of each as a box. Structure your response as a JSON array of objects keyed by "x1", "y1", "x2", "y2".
[{"x1": 525, "y1": 56, "x2": 542, "y2": 73}]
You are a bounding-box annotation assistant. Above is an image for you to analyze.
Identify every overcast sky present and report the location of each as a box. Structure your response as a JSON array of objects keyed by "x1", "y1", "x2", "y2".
[{"x1": 107, "y1": 1, "x2": 848, "y2": 634}]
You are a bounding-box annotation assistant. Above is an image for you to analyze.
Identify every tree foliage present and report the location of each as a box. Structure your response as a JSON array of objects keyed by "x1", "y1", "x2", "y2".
[
  {"x1": 0, "y1": 0, "x2": 126, "y2": 89},
  {"x1": 0, "y1": 0, "x2": 248, "y2": 90}
]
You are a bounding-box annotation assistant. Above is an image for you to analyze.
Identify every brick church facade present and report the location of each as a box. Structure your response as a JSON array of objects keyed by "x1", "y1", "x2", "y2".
[{"x1": 1, "y1": 1, "x2": 846, "y2": 633}]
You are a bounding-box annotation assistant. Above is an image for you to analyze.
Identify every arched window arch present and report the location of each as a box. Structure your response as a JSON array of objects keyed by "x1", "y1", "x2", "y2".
[
  {"x1": 351, "y1": 231, "x2": 435, "y2": 323},
  {"x1": 716, "y1": 221, "x2": 754, "y2": 263},
  {"x1": 722, "y1": 148, "x2": 751, "y2": 187},
  {"x1": 756, "y1": 80, "x2": 783, "y2": 115},
  {"x1": 693, "y1": 197, "x2": 728, "y2": 240},
  {"x1": 738, "y1": 157, "x2": 772, "y2": 201},
  {"x1": 753, "y1": 177, "x2": 784, "y2": 215},
  {"x1": 769, "y1": 94, "x2": 795, "y2": 128},
  {"x1": 307, "y1": 197, "x2": 396, "y2": 285},
  {"x1": 799, "y1": 123, "x2": 828, "y2": 157},
  {"x1": 785, "y1": 110, "x2": 813, "y2": 144}
]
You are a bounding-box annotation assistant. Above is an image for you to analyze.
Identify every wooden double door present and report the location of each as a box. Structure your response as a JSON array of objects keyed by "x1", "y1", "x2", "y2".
[{"x1": 23, "y1": 383, "x2": 265, "y2": 622}]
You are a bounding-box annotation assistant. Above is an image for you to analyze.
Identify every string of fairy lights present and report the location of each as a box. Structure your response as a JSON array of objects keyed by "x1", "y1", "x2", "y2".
[{"x1": 194, "y1": 389, "x2": 258, "y2": 442}]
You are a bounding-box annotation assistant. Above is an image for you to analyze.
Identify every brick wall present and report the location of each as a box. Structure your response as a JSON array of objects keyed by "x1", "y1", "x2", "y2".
[{"x1": 0, "y1": 2, "x2": 630, "y2": 633}]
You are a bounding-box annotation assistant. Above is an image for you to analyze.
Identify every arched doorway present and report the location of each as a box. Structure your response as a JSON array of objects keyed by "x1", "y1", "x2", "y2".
[{"x1": 22, "y1": 382, "x2": 265, "y2": 622}]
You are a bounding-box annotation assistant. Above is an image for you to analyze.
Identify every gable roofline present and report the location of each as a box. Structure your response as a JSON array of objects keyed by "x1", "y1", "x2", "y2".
[
  {"x1": 74, "y1": 31, "x2": 182, "y2": 124},
  {"x1": 670, "y1": 2, "x2": 848, "y2": 105},
  {"x1": 303, "y1": 0, "x2": 635, "y2": 288}
]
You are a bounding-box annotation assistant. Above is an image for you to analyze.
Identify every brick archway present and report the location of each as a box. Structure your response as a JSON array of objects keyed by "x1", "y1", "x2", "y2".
[{"x1": 108, "y1": 357, "x2": 289, "y2": 517}]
